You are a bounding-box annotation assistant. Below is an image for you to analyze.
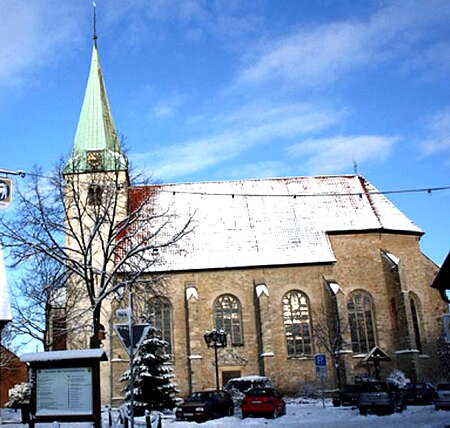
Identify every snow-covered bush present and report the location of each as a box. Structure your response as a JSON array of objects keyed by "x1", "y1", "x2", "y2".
[
  {"x1": 296, "y1": 381, "x2": 320, "y2": 399},
  {"x1": 7, "y1": 382, "x2": 31, "y2": 408},
  {"x1": 386, "y1": 369, "x2": 410, "y2": 389}
]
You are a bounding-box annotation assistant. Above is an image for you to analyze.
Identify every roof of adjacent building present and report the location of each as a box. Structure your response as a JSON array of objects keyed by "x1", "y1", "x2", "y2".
[
  {"x1": 431, "y1": 251, "x2": 450, "y2": 302},
  {"x1": 64, "y1": 44, "x2": 127, "y2": 174},
  {"x1": 21, "y1": 349, "x2": 107, "y2": 363},
  {"x1": 126, "y1": 175, "x2": 422, "y2": 272}
]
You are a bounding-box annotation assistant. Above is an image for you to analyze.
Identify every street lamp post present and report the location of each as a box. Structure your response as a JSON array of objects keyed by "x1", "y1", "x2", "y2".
[{"x1": 203, "y1": 329, "x2": 227, "y2": 390}]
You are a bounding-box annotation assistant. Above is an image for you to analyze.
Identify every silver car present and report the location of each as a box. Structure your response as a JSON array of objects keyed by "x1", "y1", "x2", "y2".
[{"x1": 433, "y1": 383, "x2": 450, "y2": 410}]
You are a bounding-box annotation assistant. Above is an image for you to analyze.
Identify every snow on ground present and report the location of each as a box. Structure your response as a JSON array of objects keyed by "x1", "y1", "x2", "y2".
[{"x1": 1, "y1": 399, "x2": 449, "y2": 428}]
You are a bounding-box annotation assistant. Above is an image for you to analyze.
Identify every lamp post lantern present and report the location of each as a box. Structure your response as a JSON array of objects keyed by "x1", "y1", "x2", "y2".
[{"x1": 203, "y1": 329, "x2": 227, "y2": 390}]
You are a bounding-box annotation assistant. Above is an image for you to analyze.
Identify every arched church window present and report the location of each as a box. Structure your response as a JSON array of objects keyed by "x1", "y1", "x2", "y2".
[
  {"x1": 347, "y1": 291, "x2": 376, "y2": 354},
  {"x1": 410, "y1": 294, "x2": 422, "y2": 353},
  {"x1": 214, "y1": 294, "x2": 243, "y2": 345},
  {"x1": 147, "y1": 297, "x2": 172, "y2": 355},
  {"x1": 282, "y1": 290, "x2": 312, "y2": 356}
]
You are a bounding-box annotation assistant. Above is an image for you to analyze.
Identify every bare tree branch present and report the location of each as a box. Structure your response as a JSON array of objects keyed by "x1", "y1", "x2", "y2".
[{"x1": 0, "y1": 160, "x2": 193, "y2": 349}]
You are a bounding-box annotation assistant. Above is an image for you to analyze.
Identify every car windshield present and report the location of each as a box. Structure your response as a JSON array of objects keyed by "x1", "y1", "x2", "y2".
[
  {"x1": 227, "y1": 380, "x2": 252, "y2": 392},
  {"x1": 187, "y1": 391, "x2": 218, "y2": 401},
  {"x1": 361, "y1": 382, "x2": 388, "y2": 392},
  {"x1": 246, "y1": 388, "x2": 276, "y2": 397},
  {"x1": 407, "y1": 383, "x2": 431, "y2": 391},
  {"x1": 342, "y1": 385, "x2": 360, "y2": 392},
  {"x1": 436, "y1": 383, "x2": 450, "y2": 391}
]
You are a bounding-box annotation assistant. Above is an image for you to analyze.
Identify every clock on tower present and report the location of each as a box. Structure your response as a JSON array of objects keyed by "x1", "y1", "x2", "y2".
[{"x1": 87, "y1": 150, "x2": 103, "y2": 169}]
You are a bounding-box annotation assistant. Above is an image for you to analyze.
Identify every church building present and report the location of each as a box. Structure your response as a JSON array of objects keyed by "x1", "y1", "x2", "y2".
[{"x1": 62, "y1": 39, "x2": 447, "y2": 405}]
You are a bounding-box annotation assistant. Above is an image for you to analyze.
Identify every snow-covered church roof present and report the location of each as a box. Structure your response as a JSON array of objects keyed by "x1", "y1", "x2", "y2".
[{"x1": 127, "y1": 175, "x2": 422, "y2": 272}]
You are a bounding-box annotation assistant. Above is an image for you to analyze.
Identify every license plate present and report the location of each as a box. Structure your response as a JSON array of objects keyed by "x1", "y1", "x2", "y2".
[
  {"x1": 184, "y1": 413, "x2": 194, "y2": 416},
  {"x1": 251, "y1": 400, "x2": 262, "y2": 404}
]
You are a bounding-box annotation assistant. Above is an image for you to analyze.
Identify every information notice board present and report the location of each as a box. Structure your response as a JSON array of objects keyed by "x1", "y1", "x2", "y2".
[{"x1": 36, "y1": 367, "x2": 93, "y2": 416}]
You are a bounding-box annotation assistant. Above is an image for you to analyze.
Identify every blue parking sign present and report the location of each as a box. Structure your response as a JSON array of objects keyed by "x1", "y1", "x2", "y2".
[
  {"x1": 315, "y1": 354, "x2": 327, "y2": 379},
  {"x1": 315, "y1": 353, "x2": 326, "y2": 366}
]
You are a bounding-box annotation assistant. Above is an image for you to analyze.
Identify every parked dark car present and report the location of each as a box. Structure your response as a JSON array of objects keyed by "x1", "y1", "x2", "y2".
[
  {"x1": 358, "y1": 381, "x2": 406, "y2": 415},
  {"x1": 404, "y1": 382, "x2": 435, "y2": 405},
  {"x1": 433, "y1": 383, "x2": 450, "y2": 410},
  {"x1": 241, "y1": 388, "x2": 286, "y2": 419},
  {"x1": 175, "y1": 390, "x2": 234, "y2": 422},
  {"x1": 332, "y1": 384, "x2": 362, "y2": 407}
]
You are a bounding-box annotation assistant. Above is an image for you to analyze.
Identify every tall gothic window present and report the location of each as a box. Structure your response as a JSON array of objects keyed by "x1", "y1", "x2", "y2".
[
  {"x1": 214, "y1": 294, "x2": 243, "y2": 345},
  {"x1": 148, "y1": 297, "x2": 172, "y2": 355},
  {"x1": 347, "y1": 291, "x2": 376, "y2": 354},
  {"x1": 282, "y1": 290, "x2": 312, "y2": 356},
  {"x1": 410, "y1": 294, "x2": 422, "y2": 353}
]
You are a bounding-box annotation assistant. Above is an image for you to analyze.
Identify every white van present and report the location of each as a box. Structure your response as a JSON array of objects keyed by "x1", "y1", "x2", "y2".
[{"x1": 224, "y1": 375, "x2": 272, "y2": 402}]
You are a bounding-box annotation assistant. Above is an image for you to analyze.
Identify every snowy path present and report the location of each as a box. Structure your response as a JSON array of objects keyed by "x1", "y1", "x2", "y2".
[{"x1": 2, "y1": 400, "x2": 450, "y2": 428}]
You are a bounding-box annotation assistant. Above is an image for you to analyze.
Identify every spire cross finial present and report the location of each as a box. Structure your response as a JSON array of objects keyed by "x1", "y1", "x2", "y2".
[
  {"x1": 352, "y1": 154, "x2": 358, "y2": 175},
  {"x1": 93, "y1": 1, "x2": 98, "y2": 45}
]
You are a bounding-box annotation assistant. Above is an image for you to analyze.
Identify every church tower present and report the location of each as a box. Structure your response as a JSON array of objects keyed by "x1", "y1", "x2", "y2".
[{"x1": 62, "y1": 28, "x2": 130, "y2": 359}]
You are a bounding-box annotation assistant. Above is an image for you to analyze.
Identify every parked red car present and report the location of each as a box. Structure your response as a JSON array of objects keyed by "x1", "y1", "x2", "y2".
[{"x1": 241, "y1": 388, "x2": 286, "y2": 418}]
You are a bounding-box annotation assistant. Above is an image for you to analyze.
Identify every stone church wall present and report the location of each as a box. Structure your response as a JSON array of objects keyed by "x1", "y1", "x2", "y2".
[{"x1": 103, "y1": 231, "x2": 445, "y2": 403}]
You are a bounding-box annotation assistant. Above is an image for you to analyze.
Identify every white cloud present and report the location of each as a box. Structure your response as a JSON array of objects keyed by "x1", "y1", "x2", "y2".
[
  {"x1": 110, "y1": 0, "x2": 264, "y2": 46},
  {"x1": 421, "y1": 108, "x2": 450, "y2": 157},
  {"x1": 150, "y1": 94, "x2": 185, "y2": 118},
  {"x1": 236, "y1": 0, "x2": 450, "y2": 89},
  {"x1": 0, "y1": 1, "x2": 84, "y2": 88},
  {"x1": 220, "y1": 161, "x2": 291, "y2": 180},
  {"x1": 287, "y1": 135, "x2": 399, "y2": 175},
  {"x1": 133, "y1": 103, "x2": 342, "y2": 180}
]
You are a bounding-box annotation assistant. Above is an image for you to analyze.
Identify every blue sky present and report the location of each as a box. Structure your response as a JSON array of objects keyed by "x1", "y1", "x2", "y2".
[{"x1": 0, "y1": 0, "x2": 449, "y2": 265}]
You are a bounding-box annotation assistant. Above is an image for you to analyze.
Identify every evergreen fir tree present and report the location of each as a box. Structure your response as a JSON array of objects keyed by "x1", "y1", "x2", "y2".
[{"x1": 120, "y1": 327, "x2": 177, "y2": 413}]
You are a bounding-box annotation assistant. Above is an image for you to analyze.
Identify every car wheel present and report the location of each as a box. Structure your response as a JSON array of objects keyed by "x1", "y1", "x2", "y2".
[
  {"x1": 242, "y1": 412, "x2": 248, "y2": 419},
  {"x1": 434, "y1": 404, "x2": 439, "y2": 411},
  {"x1": 359, "y1": 407, "x2": 367, "y2": 416},
  {"x1": 272, "y1": 408, "x2": 279, "y2": 419}
]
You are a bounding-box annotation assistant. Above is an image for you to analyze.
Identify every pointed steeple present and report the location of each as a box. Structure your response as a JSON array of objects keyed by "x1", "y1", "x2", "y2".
[{"x1": 65, "y1": 42, "x2": 127, "y2": 174}]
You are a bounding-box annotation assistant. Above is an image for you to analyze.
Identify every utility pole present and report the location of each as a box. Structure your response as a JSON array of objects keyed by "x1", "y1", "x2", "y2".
[
  {"x1": 114, "y1": 293, "x2": 150, "y2": 428},
  {"x1": 129, "y1": 292, "x2": 135, "y2": 428}
]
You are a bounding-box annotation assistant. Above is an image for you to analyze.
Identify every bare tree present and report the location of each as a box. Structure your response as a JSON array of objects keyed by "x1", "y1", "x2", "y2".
[
  {"x1": 0, "y1": 325, "x2": 19, "y2": 382},
  {"x1": 8, "y1": 255, "x2": 73, "y2": 351},
  {"x1": 0, "y1": 161, "x2": 193, "y2": 349},
  {"x1": 436, "y1": 337, "x2": 450, "y2": 381},
  {"x1": 313, "y1": 282, "x2": 350, "y2": 389},
  {"x1": 313, "y1": 303, "x2": 349, "y2": 390}
]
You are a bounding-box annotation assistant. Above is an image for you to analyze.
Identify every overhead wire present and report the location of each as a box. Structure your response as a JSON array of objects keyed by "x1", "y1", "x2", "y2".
[{"x1": 3, "y1": 168, "x2": 450, "y2": 199}]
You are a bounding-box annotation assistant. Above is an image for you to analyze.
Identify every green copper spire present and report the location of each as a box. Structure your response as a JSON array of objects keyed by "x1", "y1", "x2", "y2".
[{"x1": 65, "y1": 43, "x2": 127, "y2": 174}]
